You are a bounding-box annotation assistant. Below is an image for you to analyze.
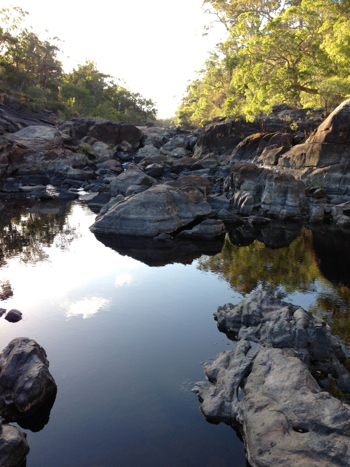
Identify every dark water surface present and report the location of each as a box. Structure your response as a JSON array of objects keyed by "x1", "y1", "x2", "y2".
[{"x1": 0, "y1": 202, "x2": 349, "y2": 467}]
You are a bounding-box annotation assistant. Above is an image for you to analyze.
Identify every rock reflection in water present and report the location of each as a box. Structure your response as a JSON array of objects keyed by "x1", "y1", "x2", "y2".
[{"x1": 93, "y1": 233, "x2": 225, "y2": 267}]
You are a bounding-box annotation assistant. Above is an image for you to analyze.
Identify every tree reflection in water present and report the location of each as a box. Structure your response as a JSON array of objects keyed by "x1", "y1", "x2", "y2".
[
  {"x1": 0, "y1": 204, "x2": 78, "y2": 267},
  {"x1": 0, "y1": 202, "x2": 80, "y2": 306},
  {"x1": 197, "y1": 228, "x2": 350, "y2": 354}
]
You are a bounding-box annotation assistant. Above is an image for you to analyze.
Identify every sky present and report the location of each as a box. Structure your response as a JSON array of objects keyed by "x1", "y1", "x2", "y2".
[{"x1": 1, "y1": 0, "x2": 226, "y2": 118}]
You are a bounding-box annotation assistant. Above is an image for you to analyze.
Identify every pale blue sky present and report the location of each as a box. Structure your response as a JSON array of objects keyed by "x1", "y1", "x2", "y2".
[{"x1": 1, "y1": 0, "x2": 225, "y2": 117}]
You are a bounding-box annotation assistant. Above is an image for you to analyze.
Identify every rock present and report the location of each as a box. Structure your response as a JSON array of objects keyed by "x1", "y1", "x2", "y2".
[
  {"x1": 160, "y1": 136, "x2": 190, "y2": 155},
  {"x1": 0, "y1": 308, "x2": 6, "y2": 317},
  {"x1": 21, "y1": 174, "x2": 49, "y2": 186},
  {"x1": 2, "y1": 179, "x2": 19, "y2": 193},
  {"x1": 0, "y1": 424, "x2": 29, "y2": 467},
  {"x1": 309, "y1": 205, "x2": 325, "y2": 223},
  {"x1": 177, "y1": 219, "x2": 225, "y2": 240},
  {"x1": 193, "y1": 291, "x2": 350, "y2": 467},
  {"x1": 117, "y1": 140, "x2": 133, "y2": 152},
  {"x1": 278, "y1": 99, "x2": 350, "y2": 195},
  {"x1": 90, "y1": 176, "x2": 212, "y2": 237},
  {"x1": 8, "y1": 125, "x2": 63, "y2": 151},
  {"x1": 191, "y1": 154, "x2": 219, "y2": 170},
  {"x1": 0, "y1": 101, "x2": 54, "y2": 132},
  {"x1": 88, "y1": 121, "x2": 143, "y2": 148},
  {"x1": 207, "y1": 194, "x2": 230, "y2": 212},
  {"x1": 4, "y1": 310, "x2": 22, "y2": 323},
  {"x1": 145, "y1": 163, "x2": 164, "y2": 178},
  {"x1": 108, "y1": 166, "x2": 156, "y2": 196},
  {"x1": 124, "y1": 184, "x2": 150, "y2": 197},
  {"x1": 193, "y1": 120, "x2": 243, "y2": 159},
  {"x1": 135, "y1": 145, "x2": 160, "y2": 161},
  {"x1": 260, "y1": 171, "x2": 305, "y2": 219},
  {"x1": 232, "y1": 191, "x2": 255, "y2": 215},
  {"x1": 87, "y1": 193, "x2": 112, "y2": 212},
  {"x1": 230, "y1": 162, "x2": 305, "y2": 219},
  {"x1": 92, "y1": 141, "x2": 115, "y2": 159},
  {"x1": 230, "y1": 132, "x2": 293, "y2": 166},
  {"x1": 66, "y1": 168, "x2": 95, "y2": 181},
  {"x1": 0, "y1": 337, "x2": 57, "y2": 416}
]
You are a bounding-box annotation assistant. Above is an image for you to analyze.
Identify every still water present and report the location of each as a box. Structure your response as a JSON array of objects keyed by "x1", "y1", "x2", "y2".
[{"x1": 0, "y1": 201, "x2": 349, "y2": 467}]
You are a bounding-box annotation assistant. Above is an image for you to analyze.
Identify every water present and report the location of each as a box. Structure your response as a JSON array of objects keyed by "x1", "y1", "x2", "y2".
[{"x1": 0, "y1": 201, "x2": 349, "y2": 466}]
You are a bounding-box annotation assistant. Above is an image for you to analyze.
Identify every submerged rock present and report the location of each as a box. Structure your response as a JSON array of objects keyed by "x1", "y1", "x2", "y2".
[{"x1": 193, "y1": 291, "x2": 350, "y2": 467}]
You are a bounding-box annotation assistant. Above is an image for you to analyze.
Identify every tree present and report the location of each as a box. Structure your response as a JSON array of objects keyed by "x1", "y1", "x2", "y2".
[{"x1": 178, "y1": 0, "x2": 350, "y2": 125}]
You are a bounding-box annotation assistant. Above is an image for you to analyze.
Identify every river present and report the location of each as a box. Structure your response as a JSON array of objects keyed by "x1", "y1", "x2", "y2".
[{"x1": 0, "y1": 200, "x2": 349, "y2": 467}]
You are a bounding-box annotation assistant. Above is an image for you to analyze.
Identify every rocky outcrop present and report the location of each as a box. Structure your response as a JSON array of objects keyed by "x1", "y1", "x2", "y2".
[
  {"x1": 59, "y1": 118, "x2": 143, "y2": 148},
  {"x1": 230, "y1": 162, "x2": 305, "y2": 220},
  {"x1": 193, "y1": 291, "x2": 350, "y2": 467},
  {"x1": 0, "y1": 102, "x2": 54, "y2": 134},
  {"x1": 90, "y1": 175, "x2": 213, "y2": 237}
]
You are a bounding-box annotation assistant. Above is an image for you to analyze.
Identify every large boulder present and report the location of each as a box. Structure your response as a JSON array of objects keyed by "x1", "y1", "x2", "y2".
[
  {"x1": 59, "y1": 119, "x2": 143, "y2": 148},
  {"x1": 90, "y1": 175, "x2": 212, "y2": 237},
  {"x1": 193, "y1": 291, "x2": 350, "y2": 467},
  {"x1": 193, "y1": 120, "x2": 243, "y2": 160},
  {"x1": 0, "y1": 338, "x2": 57, "y2": 416},
  {"x1": 7, "y1": 125, "x2": 63, "y2": 151}
]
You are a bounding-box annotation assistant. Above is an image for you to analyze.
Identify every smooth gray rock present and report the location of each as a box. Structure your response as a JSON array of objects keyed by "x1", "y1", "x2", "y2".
[
  {"x1": 8, "y1": 125, "x2": 62, "y2": 151},
  {"x1": 193, "y1": 291, "x2": 350, "y2": 467},
  {"x1": 108, "y1": 167, "x2": 156, "y2": 196},
  {"x1": 0, "y1": 424, "x2": 29, "y2": 467},
  {"x1": 91, "y1": 176, "x2": 212, "y2": 237},
  {"x1": 0, "y1": 337, "x2": 57, "y2": 415}
]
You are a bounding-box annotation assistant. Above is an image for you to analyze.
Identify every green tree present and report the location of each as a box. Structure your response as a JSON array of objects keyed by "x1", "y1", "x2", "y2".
[{"x1": 178, "y1": 0, "x2": 350, "y2": 125}]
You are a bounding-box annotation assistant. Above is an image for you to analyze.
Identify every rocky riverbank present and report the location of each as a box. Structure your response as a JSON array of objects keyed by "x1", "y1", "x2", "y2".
[
  {"x1": 0, "y1": 100, "x2": 349, "y2": 241},
  {"x1": 193, "y1": 291, "x2": 350, "y2": 467}
]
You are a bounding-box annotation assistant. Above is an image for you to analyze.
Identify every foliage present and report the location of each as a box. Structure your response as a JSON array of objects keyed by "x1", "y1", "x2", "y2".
[
  {"x1": 0, "y1": 7, "x2": 157, "y2": 123},
  {"x1": 177, "y1": 0, "x2": 350, "y2": 127},
  {"x1": 197, "y1": 236, "x2": 320, "y2": 296}
]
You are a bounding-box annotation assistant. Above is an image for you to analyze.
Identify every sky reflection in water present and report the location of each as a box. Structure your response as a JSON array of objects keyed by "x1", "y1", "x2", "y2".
[{"x1": 0, "y1": 202, "x2": 349, "y2": 467}]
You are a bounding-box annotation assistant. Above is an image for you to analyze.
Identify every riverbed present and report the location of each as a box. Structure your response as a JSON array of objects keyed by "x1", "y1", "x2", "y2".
[{"x1": 0, "y1": 201, "x2": 348, "y2": 467}]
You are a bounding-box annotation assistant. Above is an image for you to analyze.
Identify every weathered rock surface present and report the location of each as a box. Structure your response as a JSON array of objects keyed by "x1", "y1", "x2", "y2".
[
  {"x1": 0, "y1": 102, "x2": 54, "y2": 134},
  {"x1": 193, "y1": 291, "x2": 350, "y2": 467},
  {"x1": 0, "y1": 423, "x2": 29, "y2": 467},
  {"x1": 230, "y1": 162, "x2": 305, "y2": 219},
  {"x1": 90, "y1": 175, "x2": 212, "y2": 237},
  {"x1": 7, "y1": 125, "x2": 63, "y2": 151},
  {"x1": 0, "y1": 338, "x2": 57, "y2": 417},
  {"x1": 228, "y1": 100, "x2": 350, "y2": 197}
]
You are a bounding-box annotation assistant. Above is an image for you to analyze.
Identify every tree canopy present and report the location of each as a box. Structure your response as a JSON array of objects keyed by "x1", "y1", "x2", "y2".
[
  {"x1": 0, "y1": 7, "x2": 157, "y2": 123},
  {"x1": 177, "y1": 0, "x2": 350, "y2": 127}
]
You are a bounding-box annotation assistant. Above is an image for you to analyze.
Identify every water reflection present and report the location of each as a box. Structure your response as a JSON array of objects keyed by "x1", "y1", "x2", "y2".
[
  {"x1": 198, "y1": 225, "x2": 350, "y2": 353},
  {"x1": 64, "y1": 297, "x2": 110, "y2": 319},
  {"x1": 94, "y1": 234, "x2": 225, "y2": 267}
]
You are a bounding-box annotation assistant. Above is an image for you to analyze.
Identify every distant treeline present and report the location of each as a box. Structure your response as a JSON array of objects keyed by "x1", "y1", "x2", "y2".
[
  {"x1": 176, "y1": 0, "x2": 350, "y2": 128},
  {"x1": 0, "y1": 6, "x2": 157, "y2": 123}
]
